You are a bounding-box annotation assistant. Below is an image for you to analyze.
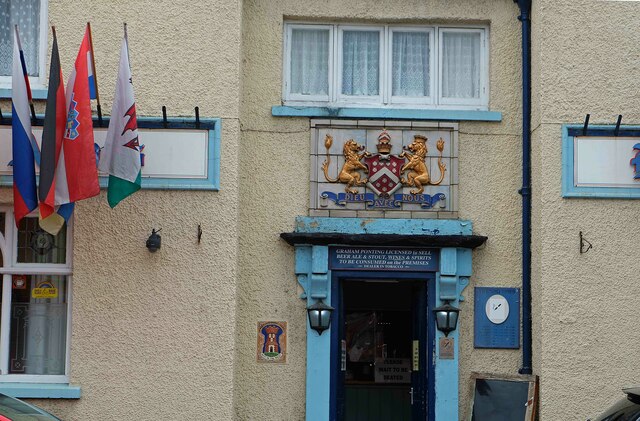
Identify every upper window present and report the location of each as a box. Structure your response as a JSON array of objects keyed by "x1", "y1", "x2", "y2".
[
  {"x1": 0, "y1": 0, "x2": 48, "y2": 88},
  {"x1": 0, "y1": 209, "x2": 72, "y2": 383},
  {"x1": 283, "y1": 23, "x2": 488, "y2": 109}
]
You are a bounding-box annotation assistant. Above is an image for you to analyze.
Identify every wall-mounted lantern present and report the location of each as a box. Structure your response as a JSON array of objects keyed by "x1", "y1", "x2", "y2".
[
  {"x1": 307, "y1": 300, "x2": 334, "y2": 335},
  {"x1": 146, "y1": 229, "x2": 162, "y2": 253},
  {"x1": 433, "y1": 301, "x2": 460, "y2": 337}
]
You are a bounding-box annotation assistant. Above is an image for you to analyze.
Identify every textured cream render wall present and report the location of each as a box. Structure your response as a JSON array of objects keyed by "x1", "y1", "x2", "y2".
[
  {"x1": 237, "y1": 1, "x2": 524, "y2": 420},
  {"x1": 2, "y1": 1, "x2": 242, "y2": 420},
  {"x1": 533, "y1": 1, "x2": 640, "y2": 419}
]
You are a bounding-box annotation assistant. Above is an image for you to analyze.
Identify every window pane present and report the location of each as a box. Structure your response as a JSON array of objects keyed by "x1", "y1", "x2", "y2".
[
  {"x1": 0, "y1": 0, "x2": 41, "y2": 77},
  {"x1": 441, "y1": 31, "x2": 481, "y2": 99},
  {"x1": 10, "y1": 275, "x2": 67, "y2": 375},
  {"x1": 342, "y1": 30, "x2": 380, "y2": 96},
  {"x1": 0, "y1": 211, "x2": 5, "y2": 236},
  {"x1": 17, "y1": 217, "x2": 67, "y2": 264},
  {"x1": 392, "y1": 32, "x2": 430, "y2": 97},
  {"x1": 290, "y1": 28, "x2": 329, "y2": 96}
]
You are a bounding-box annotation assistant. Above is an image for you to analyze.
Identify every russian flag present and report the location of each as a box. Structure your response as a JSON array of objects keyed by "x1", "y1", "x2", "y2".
[
  {"x1": 88, "y1": 49, "x2": 97, "y2": 100},
  {"x1": 12, "y1": 27, "x2": 38, "y2": 227}
]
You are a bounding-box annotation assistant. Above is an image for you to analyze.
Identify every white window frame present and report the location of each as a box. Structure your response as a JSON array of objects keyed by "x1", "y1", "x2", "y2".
[
  {"x1": 336, "y1": 25, "x2": 385, "y2": 106},
  {"x1": 387, "y1": 26, "x2": 436, "y2": 106},
  {"x1": 282, "y1": 22, "x2": 489, "y2": 110},
  {"x1": 437, "y1": 27, "x2": 489, "y2": 108},
  {"x1": 0, "y1": 0, "x2": 49, "y2": 90},
  {"x1": 0, "y1": 207, "x2": 73, "y2": 384},
  {"x1": 283, "y1": 23, "x2": 333, "y2": 103}
]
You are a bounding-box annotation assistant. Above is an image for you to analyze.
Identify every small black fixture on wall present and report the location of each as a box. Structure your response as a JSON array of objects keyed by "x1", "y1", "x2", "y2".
[{"x1": 146, "y1": 229, "x2": 162, "y2": 252}]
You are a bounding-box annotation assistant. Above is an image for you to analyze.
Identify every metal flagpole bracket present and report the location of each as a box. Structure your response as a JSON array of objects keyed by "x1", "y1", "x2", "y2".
[
  {"x1": 614, "y1": 115, "x2": 622, "y2": 136},
  {"x1": 582, "y1": 114, "x2": 590, "y2": 136}
]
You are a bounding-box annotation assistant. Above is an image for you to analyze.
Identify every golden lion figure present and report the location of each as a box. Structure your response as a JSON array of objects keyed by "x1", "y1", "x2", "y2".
[
  {"x1": 400, "y1": 136, "x2": 446, "y2": 194},
  {"x1": 322, "y1": 135, "x2": 370, "y2": 194}
]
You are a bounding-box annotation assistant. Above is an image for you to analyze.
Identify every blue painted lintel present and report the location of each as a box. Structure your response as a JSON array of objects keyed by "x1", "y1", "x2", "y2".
[
  {"x1": 0, "y1": 383, "x2": 81, "y2": 399},
  {"x1": 272, "y1": 105, "x2": 502, "y2": 122},
  {"x1": 295, "y1": 217, "x2": 473, "y2": 236},
  {"x1": 0, "y1": 88, "x2": 47, "y2": 100}
]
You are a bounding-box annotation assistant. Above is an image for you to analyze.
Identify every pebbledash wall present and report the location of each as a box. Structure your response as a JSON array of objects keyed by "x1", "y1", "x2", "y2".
[
  {"x1": 0, "y1": 0, "x2": 242, "y2": 420},
  {"x1": 237, "y1": 0, "x2": 524, "y2": 420},
  {"x1": 1, "y1": 0, "x2": 639, "y2": 420},
  {"x1": 531, "y1": 1, "x2": 640, "y2": 419}
]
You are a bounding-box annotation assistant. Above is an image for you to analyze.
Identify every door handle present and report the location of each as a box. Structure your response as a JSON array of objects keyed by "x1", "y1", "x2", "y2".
[{"x1": 410, "y1": 387, "x2": 414, "y2": 405}]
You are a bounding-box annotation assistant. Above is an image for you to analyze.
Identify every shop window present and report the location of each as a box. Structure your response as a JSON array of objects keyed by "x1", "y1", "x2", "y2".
[
  {"x1": 283, "y1": 23, "x2": 488, "y2": 109},
  {"x1": 0, "y1": 0, "x2": 48, "y2": 88},
  {"x1": 0, "y1": 208, "x2": 72, "y2": 383}
]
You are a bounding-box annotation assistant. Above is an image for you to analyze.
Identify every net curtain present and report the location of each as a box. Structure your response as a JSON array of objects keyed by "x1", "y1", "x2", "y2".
[
  {"x1": 0, "y1": 0, "x2": 40, "y2": 77},
  {"x1": 392, "y1": 31, "x2": 430, "y2": 97},
  {"x1": 290, "y1": 28, "x2": 330, "y2": 96},
  {"x1": 441, "y1": 32, "x2": 481, "y2": 99}
]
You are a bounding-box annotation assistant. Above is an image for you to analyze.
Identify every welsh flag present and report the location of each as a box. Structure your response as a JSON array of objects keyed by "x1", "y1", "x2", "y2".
[{"x1": 98, "y1": 34, "x2": 141, "y2": 207}]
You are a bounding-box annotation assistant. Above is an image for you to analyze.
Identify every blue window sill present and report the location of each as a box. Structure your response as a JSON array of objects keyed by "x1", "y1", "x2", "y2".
[
  {"x1": 272, "y1": 105, "x2": 502, "y2": 122},
  {"x1": 0, "y1": 383, "x2": 81, "y2": 399},
  {"x1": 0, "y1": 88, "x2": 48, "y2": 100}
]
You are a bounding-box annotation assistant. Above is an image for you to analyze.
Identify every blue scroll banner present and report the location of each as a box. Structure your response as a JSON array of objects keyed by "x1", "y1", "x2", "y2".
[{"x1": 321, "y1": 191, "x2": 446, "y2": 209}]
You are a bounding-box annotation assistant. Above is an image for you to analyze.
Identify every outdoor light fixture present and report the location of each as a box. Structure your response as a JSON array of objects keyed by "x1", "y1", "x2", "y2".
[
  {"x1": 307, "y1": 299, "x2": 334, "y2": 335},
  {"x1": 146, "y1": 229, "x2": 162, "y2": 253},
  {"x1": 433, "y1": 300, "x2": 460, "y2": 337}
]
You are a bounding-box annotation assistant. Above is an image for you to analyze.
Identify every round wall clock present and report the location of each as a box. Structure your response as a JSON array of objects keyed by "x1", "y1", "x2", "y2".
[{"x1": 485, "y1": 294, "x2": 509, "y2": 324}]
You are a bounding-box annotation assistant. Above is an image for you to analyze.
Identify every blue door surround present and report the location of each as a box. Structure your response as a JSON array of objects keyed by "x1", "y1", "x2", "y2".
[
  {"x1": 283, "y1": 217, "x2": 483, "y2": 421},
  {"x1": 330, "y1": 271, "x2": 436, "y2": 421}
]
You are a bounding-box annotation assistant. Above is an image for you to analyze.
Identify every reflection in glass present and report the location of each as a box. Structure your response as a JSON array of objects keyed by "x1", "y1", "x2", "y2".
[{"x1": 17, "y1": 218, "x2": 66, "y2": 264}]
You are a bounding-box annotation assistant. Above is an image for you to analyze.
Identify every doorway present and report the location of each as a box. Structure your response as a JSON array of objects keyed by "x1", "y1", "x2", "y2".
[{"x1": 331, "y1": 273, "x2": 434, "y2": 421}]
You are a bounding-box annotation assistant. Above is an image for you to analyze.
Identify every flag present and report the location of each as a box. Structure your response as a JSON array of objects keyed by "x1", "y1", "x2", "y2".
[
  {"x1": 99, "y1": 33, "x2": 141, "y2": 208},
  {"x1": 57, "y1": 26, "x2": 100, "y2": 204},
  {"x1": 38, "y1": 30, "x2": 68, "y2": 235},
  {"x1": 88, "y1": 49, "x2": 97, "y2": 100},
  {"x1": 12, "y1": 27, "x2": 38, "y2": 226}
]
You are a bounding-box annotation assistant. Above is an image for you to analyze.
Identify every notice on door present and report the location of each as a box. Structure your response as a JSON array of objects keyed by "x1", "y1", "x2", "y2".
[
  {"x1": 330, "y1": 247, "x2": 438, "y2": 271},
  {"x1": 374, "y1": 358, "x2": 411, "y2": 383}
]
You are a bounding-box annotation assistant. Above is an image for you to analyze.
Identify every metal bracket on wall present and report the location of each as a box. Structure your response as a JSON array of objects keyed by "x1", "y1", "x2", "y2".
[{"x1": 579, "y1": 231, "x2": 593, "y2": 254}]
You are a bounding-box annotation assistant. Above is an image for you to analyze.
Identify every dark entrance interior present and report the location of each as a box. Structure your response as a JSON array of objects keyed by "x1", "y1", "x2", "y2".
[{"x1": 336, "y1": 279, "x2": 429, "y2": 421}]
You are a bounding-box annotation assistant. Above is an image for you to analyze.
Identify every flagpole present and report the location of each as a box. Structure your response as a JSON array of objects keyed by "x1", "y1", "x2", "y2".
[
  {"x1": 87, "y1": 22, "x2": 103, "y2": 126},
  {"x1": 14, "y1": 25, "x2": 37, "y2": 124},
  {"x1": 124, "y1": 23, "x2": 131, "y2": 65}
]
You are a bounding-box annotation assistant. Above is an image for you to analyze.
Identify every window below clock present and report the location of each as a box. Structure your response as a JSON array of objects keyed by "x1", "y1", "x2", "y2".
[
  {"x1": 0, "y1": 0, "x2": 49, "y2": 89},
  {"x1": 283, "y1": 22, "x2": 489, "y2": 109},
  {"x1": 0, "y1": 209, "x2": 72, "y2": 383}
]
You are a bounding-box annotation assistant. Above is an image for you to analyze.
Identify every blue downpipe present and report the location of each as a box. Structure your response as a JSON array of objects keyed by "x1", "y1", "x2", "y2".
[{"x1": 515, "y1": 0, "x2": 533, "y2": 375}]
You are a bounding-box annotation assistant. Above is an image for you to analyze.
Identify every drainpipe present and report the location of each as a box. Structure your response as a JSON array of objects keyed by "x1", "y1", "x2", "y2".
[{"x1": 514, "y1": 0, "x2": 533, "y2": 375}]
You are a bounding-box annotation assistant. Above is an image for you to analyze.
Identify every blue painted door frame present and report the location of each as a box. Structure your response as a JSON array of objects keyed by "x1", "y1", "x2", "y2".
[
  {"x1": 329, "y1": 271, "x2": 435, "y2": 421},
  {"x1": 293, "y1": 217, "x2": 474, "y2": 421}
]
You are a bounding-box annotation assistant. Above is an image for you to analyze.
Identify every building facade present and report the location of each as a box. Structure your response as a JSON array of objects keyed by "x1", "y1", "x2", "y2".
[{"x1": 0, "y1": 0, "x2": 639, "y2": 420}]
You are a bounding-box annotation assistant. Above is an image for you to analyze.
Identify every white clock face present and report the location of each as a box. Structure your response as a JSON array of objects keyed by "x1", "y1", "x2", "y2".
[{"x1": 485, "y1": 294, "x2": 509, "y2": 324}]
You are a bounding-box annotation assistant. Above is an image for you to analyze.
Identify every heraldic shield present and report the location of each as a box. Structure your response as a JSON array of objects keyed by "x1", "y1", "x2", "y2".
[{"x1": 364, "y1": 154, "x2": 404, "y2": 197}]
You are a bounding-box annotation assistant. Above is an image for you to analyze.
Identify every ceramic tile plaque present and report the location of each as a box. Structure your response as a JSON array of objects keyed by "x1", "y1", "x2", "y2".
[
  {"x1": 257, "y1": 321, "x2": 287, "y2": 363},
  {"x1": 310, "y1": 120, "x2": 459, "y2": 217}
]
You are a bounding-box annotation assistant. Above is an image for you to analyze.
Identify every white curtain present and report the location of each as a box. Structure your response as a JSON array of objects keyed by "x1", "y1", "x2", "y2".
[
  {"x1": 290, "y1": 28, "x2": 329, "y2": 96},
  {"x1": 392, "y1": 32, "x2": 430, "y2": 97},
  {"x1": 23, "y1": 276, "x2": 67, "y2": 375},
  {"x1": 441, "y1": 32, "x2": 481, "y2": 99},
  {"x1": 0, "y1": 0, "x2": 41, "y2": 77},
  {"x1": 342, "y1": 30, "x2": 379, "y2": 96}
]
